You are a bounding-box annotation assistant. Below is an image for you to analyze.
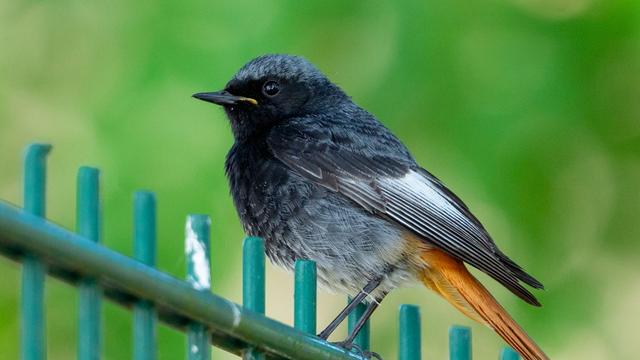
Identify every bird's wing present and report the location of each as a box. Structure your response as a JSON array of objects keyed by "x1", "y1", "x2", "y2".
[{"x1": 267, "y1": 119, "x2": 542, "y2": 305}]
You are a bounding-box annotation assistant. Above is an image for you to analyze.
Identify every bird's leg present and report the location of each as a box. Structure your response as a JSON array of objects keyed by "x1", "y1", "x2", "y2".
[
  {"x1": 318, "y1": 277, "x2": 383, "y2": 340},
  {"x1": 337, "y1": 291, "x2": 388, "y2": 350},
  {"x1": 318, "y1": 293, "x2": 367, "y2": 340}
]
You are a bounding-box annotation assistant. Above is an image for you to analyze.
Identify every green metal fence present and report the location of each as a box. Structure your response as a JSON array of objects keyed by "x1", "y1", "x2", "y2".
[{"x1": 0, "y1": 143, "x2": 519, "y2": 359}]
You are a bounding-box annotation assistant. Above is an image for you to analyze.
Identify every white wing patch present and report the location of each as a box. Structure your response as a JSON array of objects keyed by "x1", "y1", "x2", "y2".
[
  {"x1": 378, "y1": 170, "x2": 485, "y2": 247},
  {"x1": 383, "y1": 171, "x2": 453, "y2": 210}
]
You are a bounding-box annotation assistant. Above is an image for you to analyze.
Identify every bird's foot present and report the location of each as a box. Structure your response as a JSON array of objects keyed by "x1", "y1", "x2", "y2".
[{"x1": 331, "y1": 341, "x2": 383, "y2": 359}]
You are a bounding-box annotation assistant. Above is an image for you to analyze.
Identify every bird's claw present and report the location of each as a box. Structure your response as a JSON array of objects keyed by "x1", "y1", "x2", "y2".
[{"x1": 331, "y1": 341, "x2": 383, "y2": 359}]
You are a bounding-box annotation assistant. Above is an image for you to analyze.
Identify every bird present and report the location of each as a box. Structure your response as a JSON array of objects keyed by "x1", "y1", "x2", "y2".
[{"x1": 193, "y1": 54, "x2": 548, "y2": 360}]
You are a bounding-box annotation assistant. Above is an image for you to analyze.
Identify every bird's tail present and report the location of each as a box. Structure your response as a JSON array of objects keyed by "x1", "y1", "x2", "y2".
[{"x1": 418, "y1": 248, "x2": 549, "y2": 360}]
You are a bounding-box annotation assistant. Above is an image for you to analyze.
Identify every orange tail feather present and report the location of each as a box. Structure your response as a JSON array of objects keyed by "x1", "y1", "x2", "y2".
[{"x1": 419, "y1": 248, "x2": 549, "y2": 360}]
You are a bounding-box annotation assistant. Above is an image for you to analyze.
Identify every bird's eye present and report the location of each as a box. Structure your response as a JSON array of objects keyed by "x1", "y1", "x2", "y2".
[{"x1": 262, "y1": 80, "x2": 280, "y2": 97}]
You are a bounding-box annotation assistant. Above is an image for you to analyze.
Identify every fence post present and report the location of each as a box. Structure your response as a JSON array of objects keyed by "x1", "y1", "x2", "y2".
[
  {"x1": 242, "y1": 237, "x2": 265, "y2": 360},
  {"x1": 133, "y1": 191, "x2": 157, "y2": 360},
  {"x1": 77, "y1": 167, "x2": 101, "y2": 360},
  {"x1": 449, "y1": 325, "x2": 471, "y2": 360},
  {"x1": 21, "y1": 143, "x2": 51, "y2": 360},
  {"x1": 348, "y1": 301, "x2": 370, "y2": 351},
  {"x1": 294, "y1": 260, "x2": 316, "y2": 334},
  {"x1": 500, "y1": 347, "x2": 520, "y2": 360},
  {"x1": 186, "y1": 215, "x2": 212, "y2": 360},
  {"x1": 399, "y1": 305, "x2": 421, "y2": 360}
]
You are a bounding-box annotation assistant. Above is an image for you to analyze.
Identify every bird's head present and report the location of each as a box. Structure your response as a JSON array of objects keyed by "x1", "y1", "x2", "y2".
[{"x1": 193, "y1": 54, "x2": 348, "y2": 141}]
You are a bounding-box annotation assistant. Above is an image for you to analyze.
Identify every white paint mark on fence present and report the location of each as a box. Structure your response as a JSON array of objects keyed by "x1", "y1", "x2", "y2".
[
  {"x1": 231, "y1": 301, "x2": 242, "y2": 329},
  {"x1": 185, "y1": 216, "x2": 211, "y2": 290}
]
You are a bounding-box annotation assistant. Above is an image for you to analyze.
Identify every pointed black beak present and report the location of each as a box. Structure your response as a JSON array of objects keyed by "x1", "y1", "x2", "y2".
[{"x1": 192, "y1": 90, "x2": 258, "y2": 106}]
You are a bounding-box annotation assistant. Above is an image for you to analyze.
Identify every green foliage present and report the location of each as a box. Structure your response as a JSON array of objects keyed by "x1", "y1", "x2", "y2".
[{"x1": 1, "y1": 0, "x2": 639, "y2": 358}]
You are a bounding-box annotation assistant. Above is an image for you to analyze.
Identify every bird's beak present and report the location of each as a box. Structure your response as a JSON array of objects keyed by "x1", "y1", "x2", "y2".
[{"x1": 192, "y1": 90, "x2": 258, "y2": 106}]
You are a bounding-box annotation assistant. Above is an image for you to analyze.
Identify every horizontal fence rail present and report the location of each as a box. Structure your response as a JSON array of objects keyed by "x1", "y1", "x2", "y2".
[
  {"x1": 0, "y1": 202, "x2": 362, "y2": 360},
  {"x1": 0, "y1": 143, "x2": 520, "y2": 359}
]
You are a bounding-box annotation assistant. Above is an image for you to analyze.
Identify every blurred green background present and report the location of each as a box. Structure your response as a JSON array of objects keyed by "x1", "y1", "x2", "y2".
[{"x1": 1, "y1": 0, "x2": 639, "y2": 359}]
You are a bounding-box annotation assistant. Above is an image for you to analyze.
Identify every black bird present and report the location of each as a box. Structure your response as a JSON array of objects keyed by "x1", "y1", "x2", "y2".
[{"x1": 193, "y1": 54, "x2": 548, "y2": 360}]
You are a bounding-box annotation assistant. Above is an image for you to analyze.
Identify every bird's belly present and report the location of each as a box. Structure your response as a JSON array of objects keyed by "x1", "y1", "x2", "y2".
[{"x1": 255, "y1": 186, "x2": 418, "y2": 296}]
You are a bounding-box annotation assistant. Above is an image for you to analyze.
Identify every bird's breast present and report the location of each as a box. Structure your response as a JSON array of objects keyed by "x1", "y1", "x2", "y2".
[{"x1": 225, "y1": 142, "x2": 311, "y2": 238}]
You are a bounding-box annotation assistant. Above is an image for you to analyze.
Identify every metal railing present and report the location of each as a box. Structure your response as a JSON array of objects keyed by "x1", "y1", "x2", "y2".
[{"x1": 0, "y1": 143, "x2": 520, "y2": 359}]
